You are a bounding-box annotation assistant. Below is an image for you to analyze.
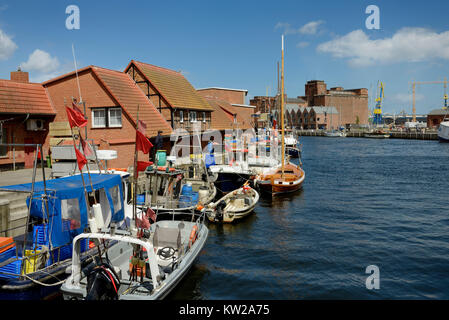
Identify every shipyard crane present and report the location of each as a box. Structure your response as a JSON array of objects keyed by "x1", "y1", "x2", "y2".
[
  {"x1": 373, "y1": 81, "x2": 384, "y2": 126},
  {"x1": 410, "y1": 78, "x2": 448, "y2": 122}
]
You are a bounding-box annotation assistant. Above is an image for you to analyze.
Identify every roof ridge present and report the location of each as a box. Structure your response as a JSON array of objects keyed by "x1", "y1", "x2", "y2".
[{"x1": 132, "y1": 60, "x2": 182, "y2": 76}]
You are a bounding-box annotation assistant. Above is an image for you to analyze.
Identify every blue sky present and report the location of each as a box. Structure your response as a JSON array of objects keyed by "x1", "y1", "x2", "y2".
[{"x1": 1, "y1": 0, "x2": 449, "y2": 115}]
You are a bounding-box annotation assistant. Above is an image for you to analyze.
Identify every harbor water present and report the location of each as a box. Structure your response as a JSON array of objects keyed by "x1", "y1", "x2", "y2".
[{"x1": 168, "y1": 136, "x2": 449, "y2": 299}]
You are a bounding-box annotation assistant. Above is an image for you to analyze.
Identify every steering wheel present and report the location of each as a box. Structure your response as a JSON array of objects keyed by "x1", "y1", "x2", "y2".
[{"x1": 158, "y1": 246, "x2": 176, "y2": 260}]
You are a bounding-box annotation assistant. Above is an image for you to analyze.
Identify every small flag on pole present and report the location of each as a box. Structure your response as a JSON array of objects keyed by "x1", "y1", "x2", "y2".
[
  {"x1": 79, "y1": 134, "x2": 94, "y2": 157},
  {"x1": 74, "y1": 147, "x2": 88, "y2": 171},
  {"x1": 66, "y1": 106, "x2": 87, "y2": 128},
  {"x1": 72, "y1": 101, "x2": 86, "y2": 118},
  {"x1": 137, "y1": 120, "x2": 147, "y2": 134},
  {"x1": 136, "y1": 130, "x2": 153, "y2": 154},
  {"x1": 146, "y1": 207, "x2": 156, "y2": 222}
]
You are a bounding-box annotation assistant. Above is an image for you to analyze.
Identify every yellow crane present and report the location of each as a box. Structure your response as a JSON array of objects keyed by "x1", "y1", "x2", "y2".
[{"x1": 410, "y1": 78, "x2": 448, "y2": 122}]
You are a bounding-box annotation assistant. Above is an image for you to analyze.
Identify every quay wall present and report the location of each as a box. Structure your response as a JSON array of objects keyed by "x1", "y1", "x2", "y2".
[{"x1": 296, "y1": 130, "x2": 438, "y2": 140}]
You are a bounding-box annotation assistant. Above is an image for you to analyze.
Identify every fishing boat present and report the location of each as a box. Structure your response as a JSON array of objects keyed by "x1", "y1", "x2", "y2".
[
  {"x1": 137, "y1": 164, "x2": 216, "y2": 214},
  {"x1": 205, "y1": 184, "x2": 259, "y2": 223},
  {"x1": 0, "y1": 172, "x2": 127, "y2": 299},
  {"x1": 60, "y1": 202, "x2": 208, "y2": 300},
  {"x1": 254, "y1": 35, "x2": 305, "y2": 196}
]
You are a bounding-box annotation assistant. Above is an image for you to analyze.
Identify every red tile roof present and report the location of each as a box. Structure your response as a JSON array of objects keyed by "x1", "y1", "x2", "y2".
[
  {"x1": 125, "y1": 60, "x2": 214, "y2": 112},
  {"x1": 91, "y1": 66, "x2": 172, "y2": 137},
  {"x1": 204, "y1": 96, "x2": 253, "y2": 130},
  {"x1": 0, "y1": 80, "x2": 55, "y2": 115}
]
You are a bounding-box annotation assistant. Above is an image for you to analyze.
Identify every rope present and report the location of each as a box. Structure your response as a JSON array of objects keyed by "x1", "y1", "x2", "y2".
[{"x1": 21, "y1": 273, "x2": 65, "y2": 287}]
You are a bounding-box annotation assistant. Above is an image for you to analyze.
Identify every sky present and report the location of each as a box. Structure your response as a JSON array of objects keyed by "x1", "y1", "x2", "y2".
[{"x1": 1, "y1": 0, "x2": 449, "y2": 115}]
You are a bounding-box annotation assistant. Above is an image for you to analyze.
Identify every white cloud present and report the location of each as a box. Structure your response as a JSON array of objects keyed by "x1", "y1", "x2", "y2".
[
  {"x1": 299, "y1": 20, "x2": 325, "y2": 35},
  {"x1": 296, "y1": 41, "x2": 309, "y2": 48},
  {"x1": 20, "y1": 49, "x2": 60, "y2": 73},
  {"x1": 317, "y1": 27, "x2": 449, "y2": 67},
  {"x1": 0, "y1": 29, "x2": 18, "y2": 60},
  {"x1": 275, "y1": 22, "x2": 298, "y2": 35},
  {"x1": 275, "y1": 20, "x2": 325, "y2": 35}
]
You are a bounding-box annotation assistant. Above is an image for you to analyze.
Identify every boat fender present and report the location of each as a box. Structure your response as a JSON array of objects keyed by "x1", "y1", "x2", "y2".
[{"x1": 189, "y1": 225, "x2": 198, "y2": 248}]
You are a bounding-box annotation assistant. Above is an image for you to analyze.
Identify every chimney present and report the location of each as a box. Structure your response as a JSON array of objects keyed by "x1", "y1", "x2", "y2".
[{"x1": 10, "y1": 67, "x2": 29, "y2": 83}]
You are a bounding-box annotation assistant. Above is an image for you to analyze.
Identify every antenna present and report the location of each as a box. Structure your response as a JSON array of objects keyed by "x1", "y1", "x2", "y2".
[{"x1": 72, "y1": 44, "x2": 83, "y2": 103}]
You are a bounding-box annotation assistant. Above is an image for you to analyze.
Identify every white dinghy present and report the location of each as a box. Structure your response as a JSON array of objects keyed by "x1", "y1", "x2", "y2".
[{"x1": 205, "y1": 184, "x2": 259, "y2": 223}]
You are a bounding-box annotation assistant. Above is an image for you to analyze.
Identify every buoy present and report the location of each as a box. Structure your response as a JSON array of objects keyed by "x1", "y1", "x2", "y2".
[{"x1": 189, "y1": 225, "x2": 198, "y2": 248}]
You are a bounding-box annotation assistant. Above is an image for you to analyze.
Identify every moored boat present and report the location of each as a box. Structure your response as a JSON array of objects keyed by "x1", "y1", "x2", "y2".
[
  {"x1": 0, "y1": 172, "x2": 128, "y2": 299},
  {"x1": 438, "y1": 121, "x2": 449, "y2": 142},
  {"x1": 255, "y1": 162, "x2": 305, "y2": 195},
  {"x1": 60, "y1": 205, "x2": 208, "y2": 300},
  {"x1": 205, "y1": 184, "x2": 259, "y2": 223}
]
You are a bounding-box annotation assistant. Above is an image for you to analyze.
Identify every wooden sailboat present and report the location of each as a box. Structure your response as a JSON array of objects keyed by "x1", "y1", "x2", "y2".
[{"x1": 255, "y1": 35, "x2": 305, "y2": 195}]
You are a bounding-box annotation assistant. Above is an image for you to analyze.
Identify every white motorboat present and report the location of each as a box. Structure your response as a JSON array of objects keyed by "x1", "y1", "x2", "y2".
[
  {"x1": 438, "y1": 121, "x2": 449, "y2": 142},
  {"x1": 60, "y1": 208, "x2": 208, "y2": 300}
]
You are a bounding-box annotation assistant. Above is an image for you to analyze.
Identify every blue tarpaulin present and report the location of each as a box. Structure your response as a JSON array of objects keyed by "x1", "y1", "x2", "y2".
[{"x1": 0, "y1": 173, "x2": 124, "y2": 249}]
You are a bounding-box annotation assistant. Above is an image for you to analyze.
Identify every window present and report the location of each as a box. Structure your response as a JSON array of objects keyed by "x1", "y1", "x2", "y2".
[
  {"x1": 92, "y1": 107, "x2": 122, "y2": 128},
  {"x1": 202, "y1": 112, "x2": 206, "y2": 123},
  {"x1": 190, "y1": 111, "x2": 197, "y2": 123},
  {"x1": 108, "y1": 108, "x2": 122, "y2": 127},
  {"x1": 109, "y1": 185, "x2": 122, "y2": 213},
  {"x1": 61, "y1": 198, "x2": 81, "y2": 230},
  {"x1": 0, "y1": 124, "x2": 7, "y2": 157},
  {"x1": 179, "y1": 110, "x2": 184, "y2": 123},
  {"x1": 92, "y1": 108, "x2": 106, "y2": 128}
]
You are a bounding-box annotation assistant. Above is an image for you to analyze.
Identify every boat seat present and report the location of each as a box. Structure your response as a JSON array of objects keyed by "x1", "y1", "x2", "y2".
[{"x1": 152, "y1": 225, "x2": 181, "y2": 252}]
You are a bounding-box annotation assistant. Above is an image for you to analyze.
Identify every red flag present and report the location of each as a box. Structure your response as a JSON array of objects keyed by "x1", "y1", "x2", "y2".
[
  {"x1": 146, "y1": 207, "x2": 156, "y2": 222},
  {"x1": 136, "y1": 130, "x2": 153, "y2": 154},
  {"x1": 72, "y1": 101, "x2": 86, "y2": 118},
  {"x1": 79, "y1": 134, "x2": 93, "y2": 157},
  {"x1": 66, "y1": 106, "x2": 87, "y2": 128},
  {"x1": 74, "y1": 147, "x2": 87, "y2": 171},
  {"x1": 136, "y1": 213, "x2": 150, "y2": 229},
  {"x1": 137, "y1": 161, "x2": 153, "y2": 172},
  {"x1": 137, "y1": 120, "x2": 147, "y2": 134}
]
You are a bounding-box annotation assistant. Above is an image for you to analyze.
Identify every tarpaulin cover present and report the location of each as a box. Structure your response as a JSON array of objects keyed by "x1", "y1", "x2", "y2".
[{"x1": 0, "y1": 173, "x2": 124, "y2": 249}]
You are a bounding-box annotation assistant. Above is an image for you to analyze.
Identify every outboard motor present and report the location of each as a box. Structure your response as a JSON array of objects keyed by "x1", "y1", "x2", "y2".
[
  {"x1": 85, "y1": 262, "x2": 120, "y2": 300},
  {"x1": 215, "y1": 200, "x2": 227, "y2": 222}
]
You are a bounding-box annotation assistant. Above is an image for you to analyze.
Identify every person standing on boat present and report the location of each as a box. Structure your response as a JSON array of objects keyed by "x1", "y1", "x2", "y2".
[
  {"x1": 205, "y1": 136, "x2": 216, "y2": 168},
  {"x1": 151, "y1": 130, "x2": 164, "y2": 162}
]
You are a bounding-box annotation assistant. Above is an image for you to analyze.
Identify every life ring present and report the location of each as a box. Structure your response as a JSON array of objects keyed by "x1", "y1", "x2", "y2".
[{"x1": 189, "y1": 225, "x2": 198, "y2": 248}]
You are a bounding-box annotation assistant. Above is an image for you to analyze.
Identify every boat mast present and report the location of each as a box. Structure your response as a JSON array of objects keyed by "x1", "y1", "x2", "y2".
[{"x1": 281, "y1": 35, "x2": 285, "y2": 176}]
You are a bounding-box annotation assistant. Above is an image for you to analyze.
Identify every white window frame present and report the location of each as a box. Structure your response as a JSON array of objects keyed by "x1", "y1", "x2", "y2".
[
  {"x1": 190, "y1": 111, "x2": 197, "y2": 123},
  {"x1": 108, "y1": 107, "x2": 122, "y2": 128},
  {"x1": 92, "y1": 108, "x2": 106, "y2": 128},
  {"x1": 179, "y1": 110, "x2": 184, "y2": 123}
]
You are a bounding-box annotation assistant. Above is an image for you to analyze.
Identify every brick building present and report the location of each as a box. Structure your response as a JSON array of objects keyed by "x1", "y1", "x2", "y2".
[
  {"x1": 197, "y1": 87, "x2": 255, "y2": 130},
  {"x1": 304, "y1": 80, "x2": 368, "y2": 126},
  {"x1": 250, "y1": 80, "x2": 368, "y2": 128},
  {"x1": 427, "y1": 108, "x2": 449, "y2": 128},
  {"x1": 0, "y1": 69, "x2": 56, "y2": 169},
  {"x1": 124, "y1": 60, "x2": 214, "y2": 133},
  {"x1": 42, "y1": 65, "x2": 172, "y2": 169}
]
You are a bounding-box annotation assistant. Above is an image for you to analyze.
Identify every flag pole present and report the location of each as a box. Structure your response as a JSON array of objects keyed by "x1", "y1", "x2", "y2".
[
  {"x1": 132, "y1": 105, "x2": 140, "y2": 233},
  {"x1": 72, "y1": 98, "x2": 97, "y2": 204}
]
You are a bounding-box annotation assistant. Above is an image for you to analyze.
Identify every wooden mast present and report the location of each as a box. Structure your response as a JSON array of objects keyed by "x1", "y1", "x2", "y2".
[{"x1": 281, "y1": 34, "x2": 285, "y2": 177}]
